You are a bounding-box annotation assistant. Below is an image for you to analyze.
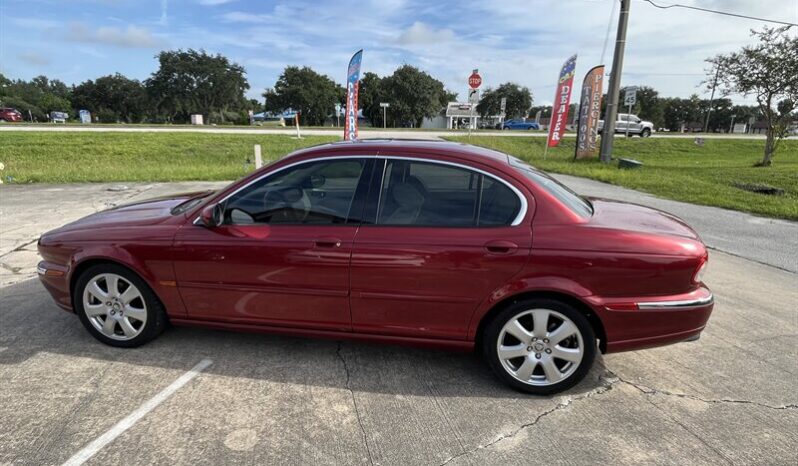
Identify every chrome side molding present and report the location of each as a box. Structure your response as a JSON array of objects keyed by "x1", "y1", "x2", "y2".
[{"x1": 637, "y1": 294, "x2": 714, "y2": 310}]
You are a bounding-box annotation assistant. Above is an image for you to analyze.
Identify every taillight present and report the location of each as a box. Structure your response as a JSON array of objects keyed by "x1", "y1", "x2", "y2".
[{"x1": 693, "y1": 257, "x2": 708, "y2": 284}]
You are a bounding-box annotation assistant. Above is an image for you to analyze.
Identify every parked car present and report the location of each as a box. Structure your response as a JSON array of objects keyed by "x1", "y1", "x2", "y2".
[
  {"x1": 37, "y1": 140, "x2": 713, "y2": 395},
  {"x1": 502, "y1": 119, "x2": 540, "y2": 130},
  {"x1": 0, "y1": 108, "x2": 23, "y2": 122},
  {"x1": 598, "y1": 113, "x2": 654, "y2": 137}
]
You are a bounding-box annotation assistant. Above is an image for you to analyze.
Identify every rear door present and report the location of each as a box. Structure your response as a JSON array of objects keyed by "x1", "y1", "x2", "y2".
[{"x1": 349, "y1": 157, "x2": 532, "y2": 340}]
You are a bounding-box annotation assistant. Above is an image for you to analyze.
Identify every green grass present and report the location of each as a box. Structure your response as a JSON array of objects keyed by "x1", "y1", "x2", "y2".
[
  {"x1": 446, "y1": 136, "x2": 798, "y2": 221},
  {"x1": 2, "y1": 131, "x2": 796, "y2": 220},
  {"x1": 0, "y1": 132, "x2": 339, "y2": 183}
]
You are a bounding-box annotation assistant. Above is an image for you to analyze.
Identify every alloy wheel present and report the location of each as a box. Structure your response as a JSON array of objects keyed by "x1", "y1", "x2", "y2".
[
  {"x1": 82, "y1": 273, "x2": 148, "y2": 341},
  {"x1": 496, "y1": 308, "x2": 584, "y2": 386}
]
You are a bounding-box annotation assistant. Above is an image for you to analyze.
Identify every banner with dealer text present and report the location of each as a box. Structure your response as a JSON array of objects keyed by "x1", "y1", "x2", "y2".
[
  {"x1": 546, "y1": 54, "x2": 577, "y2": 148},
  {"x1": 574, "y1": 65, "x2": 605, "y2": 159},
  {"x1": 344, "y1": 49, "x2": 363, "y2": 141}
]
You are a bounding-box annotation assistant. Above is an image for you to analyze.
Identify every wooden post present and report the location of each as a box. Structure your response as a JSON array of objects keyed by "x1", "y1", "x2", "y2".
[{"x1": 254, "y1": 145, "x2": 262, "y2": 169}]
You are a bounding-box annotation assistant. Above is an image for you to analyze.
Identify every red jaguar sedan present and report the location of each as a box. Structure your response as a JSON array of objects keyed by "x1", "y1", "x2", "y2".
[{"x1": 37, "y1": 140, "x2": 713, "y2": 394}]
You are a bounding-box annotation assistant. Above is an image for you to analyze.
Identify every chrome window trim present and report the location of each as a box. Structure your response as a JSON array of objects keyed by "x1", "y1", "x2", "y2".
[
  {"x1": 193, "y1": 153, "x2": 528, "y2": 227},
  {"x1": 193, "y1": 155, "x2": 373, "y2": 225},
  {"x1": 375, "y1": 155, "x2": 528, "y2": 226},
  {"x1": 636, "y1": 294, "x2": 713, "y2": 310}
]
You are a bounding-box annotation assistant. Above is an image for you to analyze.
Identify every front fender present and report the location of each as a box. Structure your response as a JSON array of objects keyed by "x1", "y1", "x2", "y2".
[{"x1": 68, "y1": 244, "x2": 186, "y2": 318}]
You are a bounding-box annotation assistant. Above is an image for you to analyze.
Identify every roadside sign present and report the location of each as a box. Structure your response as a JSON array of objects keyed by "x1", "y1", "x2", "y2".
[
  {"x1": 624, "y1": 86, "x2": 637, "y2": 107},
  {"x1": 334, "y1": 103, "x2": 342, "y2": 115},
  {"x1": 468, "y1": 69, "x2": 482, "y2": 89},
  {"x1": 468, "y1": 88, "x2": 480, "y2": 104},
  {"x1": 500, "y1": 97, "x2": 507, "y2": 115},
  {"x1": 379, "y1": 102, "x2": 390, "y2": 108}
]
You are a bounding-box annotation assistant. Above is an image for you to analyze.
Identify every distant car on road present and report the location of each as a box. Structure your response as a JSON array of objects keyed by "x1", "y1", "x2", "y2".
[
  {"x1": 0, "y1": 108, "x2": 23, "y2": 122},
  {"x1": 502, "y1": 119, "x2": 540, "y2": 130},
  {"x1": 598, "y1": 113, "x2": 654, "y2": 137}
]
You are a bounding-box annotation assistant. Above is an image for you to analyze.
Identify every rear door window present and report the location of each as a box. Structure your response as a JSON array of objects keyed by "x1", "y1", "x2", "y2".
[{"x1": 376, "y1": 159, "x2": 521, "y2": 227}]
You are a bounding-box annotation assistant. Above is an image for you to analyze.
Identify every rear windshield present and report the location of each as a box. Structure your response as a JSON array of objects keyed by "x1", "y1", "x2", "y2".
[{"x1": 509, "y1": 157, "x2": 593, "y2": 218}]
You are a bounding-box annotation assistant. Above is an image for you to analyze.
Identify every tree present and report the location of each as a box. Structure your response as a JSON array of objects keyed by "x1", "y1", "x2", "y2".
[
  {"x1": 72, "y1": 74, "x2": 148, "y2": 123},
  {"x1": 619, "y1": 86, "x2": 664, "y2": 129},
  {"x1": 0, "y1": 75, "x2": 71, "y2": 120},
  {"x1": 707, "y1": 26, "x2": 798, "y2": 166},
  {"x1": 263, "y1": 66, "x2": 344, "y2": 126},
  {"x1": 662, "y1": 95, "x2": 703, "y2": 131},
  {"x1": 378, "y1": 65, "x2": 453, "y2": 127},
  {"x1": 359, "y1": 72, "x2": 385, "y2": 126},
  {"x1": 476, "y1": 83, "x2": 532, "y2": 119},
  {"x1": 146, "y1": 49, "x2": 249, "y2": 123}
]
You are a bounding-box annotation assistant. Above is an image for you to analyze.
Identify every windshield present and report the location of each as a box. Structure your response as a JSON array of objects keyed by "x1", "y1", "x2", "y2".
[{"x1": 508, "y1": 157, "x2": 593, "y2": 218}]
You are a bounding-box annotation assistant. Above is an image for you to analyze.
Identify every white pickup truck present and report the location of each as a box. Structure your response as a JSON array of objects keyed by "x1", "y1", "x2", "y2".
[{"x1": 598, "y1": 113, "x2": 654, "y2": 137}]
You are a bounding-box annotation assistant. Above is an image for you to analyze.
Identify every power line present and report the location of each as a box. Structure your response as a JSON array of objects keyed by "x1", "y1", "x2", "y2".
[
  {"x1": 641, "y1": 0, "x2": 798, "y2": 27},
  {"x1": 600, "y1": 0, "x2": 618, "y2": 64}
]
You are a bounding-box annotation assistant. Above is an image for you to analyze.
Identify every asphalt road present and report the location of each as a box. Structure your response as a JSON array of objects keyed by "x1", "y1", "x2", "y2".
[
  {"x1": 1, "y1": 181, "x2": 796, "y2": 465},
  {"x1": 0, "y1": 124, "x2": 769, "y2": 140}
]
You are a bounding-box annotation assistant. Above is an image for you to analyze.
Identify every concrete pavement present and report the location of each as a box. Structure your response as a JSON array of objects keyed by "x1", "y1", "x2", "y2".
[{"x1": 1, "y1": 180, "x2": 796, "y2": 465}]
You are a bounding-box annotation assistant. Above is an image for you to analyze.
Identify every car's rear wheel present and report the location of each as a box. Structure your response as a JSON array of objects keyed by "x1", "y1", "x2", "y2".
[
  {"x1": 483, "y1": 299, "x2": 596, "y2": 395},
  {"x1": 74, "y1": 263, "x2": 167, "y2": 347},
  {"x1": 641, "y1": 128, "x2": 651, "y2": 138}
]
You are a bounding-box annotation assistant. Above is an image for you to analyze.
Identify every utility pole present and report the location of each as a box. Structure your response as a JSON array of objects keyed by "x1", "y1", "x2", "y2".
[
  {"x1": 599, "y1": 0, "x2": 630, "y2": 163},
  {"x1": 704, "y1": 65, "x2": 721, "y2": 133}
]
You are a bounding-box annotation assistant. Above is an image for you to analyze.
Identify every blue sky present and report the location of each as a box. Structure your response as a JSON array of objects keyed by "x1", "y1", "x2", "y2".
[{"x1": 1, "y1": 0, "x2": 796, "y2": 105}]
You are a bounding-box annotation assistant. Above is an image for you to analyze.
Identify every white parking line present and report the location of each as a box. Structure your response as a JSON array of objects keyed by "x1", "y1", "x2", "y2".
[{"x1": 62, "y1": 358, "x2": 213, "y2": 466}]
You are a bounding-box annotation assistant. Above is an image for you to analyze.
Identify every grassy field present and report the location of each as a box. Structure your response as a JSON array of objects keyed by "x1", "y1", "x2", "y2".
[
  {"x1": 1, "y1": 131, "x2": 796, "y2": 220},
  {"x1": 447, "y1": 136, "x2": 798, "y2": 220},
  {"x1": 0, "y1": 132, "x2": 338, "y2": 183}
]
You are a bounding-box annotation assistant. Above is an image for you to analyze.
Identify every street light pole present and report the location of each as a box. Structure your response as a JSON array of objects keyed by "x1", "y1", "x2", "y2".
[{"x1": 599, "y1": 0, "x2": 631, "y2": 163}]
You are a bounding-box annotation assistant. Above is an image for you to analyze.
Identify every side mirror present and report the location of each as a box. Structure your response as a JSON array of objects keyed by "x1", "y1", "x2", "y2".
[{"x1": 200, "y1": 203, "x2": 224, "y2": 228}]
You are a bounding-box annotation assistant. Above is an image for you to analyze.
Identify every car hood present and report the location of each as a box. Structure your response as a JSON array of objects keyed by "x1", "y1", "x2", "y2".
[
  {"x1": 587, "y1": 198, "x2": 700, "y2": 240},
  {"x1": 49, "y1": 191, "x2": 212, "y2": 234}
]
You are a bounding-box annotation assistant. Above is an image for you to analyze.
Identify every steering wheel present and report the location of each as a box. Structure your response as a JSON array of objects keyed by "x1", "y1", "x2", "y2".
[{"x1": 262, "y1": 187, "x2": 311, "y2": 223}]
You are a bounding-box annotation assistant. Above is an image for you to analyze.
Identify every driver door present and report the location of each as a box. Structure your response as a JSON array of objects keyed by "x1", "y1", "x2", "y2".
[{"x1": 172, "y1": 157, "x2": 373, "y2": 331}]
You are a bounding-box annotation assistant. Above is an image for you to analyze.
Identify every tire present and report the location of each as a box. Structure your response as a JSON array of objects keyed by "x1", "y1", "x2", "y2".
[
  {"x1": 74, "y1": 263, "x2": 168, "y2": 348},
  {"x1": 483, "y1": 299, "x2": 596, "y2": 395},
  {"x1": 641, "y1": 128, "x2": 651, "y2": 138}
]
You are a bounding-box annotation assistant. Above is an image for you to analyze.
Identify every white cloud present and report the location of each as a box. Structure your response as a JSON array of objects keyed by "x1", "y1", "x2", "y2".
[
  {"x1": 10, "y1": 17, "x2": 59, "y2": 29},
  {"x1": 17, "y1": 52, "x2": 51, "y2": 66},
  {"x1": 220, "y1": 11, "x2": 270, "y2": 23},
  {"x1": 160, "y1": 0, "x2": 168, "y2": 26},
  {"x1": 67, "y1": 23, "x2": 164, "y2": 48},
  {"x1": 199, "y1": 0, "x2": 237, "y2": 5},
  {"x1": 397, "y1": 22, "x2": 455, "y2": 45}
]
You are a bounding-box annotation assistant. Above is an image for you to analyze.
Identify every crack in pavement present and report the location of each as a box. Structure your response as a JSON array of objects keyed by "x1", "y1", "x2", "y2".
[
  {"x1": 0, "y1": 239, "x2": 39, "y2": 260},
  {"x1": 611, "y1": 372, "x2": 798, "y2": 411},
  {"x1": 336, "y1": 342, "x2": 375, "y2": 466},
  {"x1": 438, "y1": 372, "x2": 620, "y2": 466},
  {"x1": 0, "y1": 260, "x2": 23, "y2": 274},
  {"x1": 438, "y1": 367, "x2": 797, "y2": 466}
]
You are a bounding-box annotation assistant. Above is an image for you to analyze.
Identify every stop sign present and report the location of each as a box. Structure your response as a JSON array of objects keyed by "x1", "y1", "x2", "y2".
[{"x1": 468, "y1": 71, "x2": 482, "y2": 89}]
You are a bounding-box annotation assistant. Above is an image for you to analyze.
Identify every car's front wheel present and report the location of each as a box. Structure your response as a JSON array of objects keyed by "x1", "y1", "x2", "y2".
[
  {"x1": 641, "y1": 128, "x2": 651, "y2": 137},
  {"x1": 74, "y1": 263, "x2": 168, "y2": 347},
  {"x1": 484, "y1": 299, "x2": 596, "y2": 395}
]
